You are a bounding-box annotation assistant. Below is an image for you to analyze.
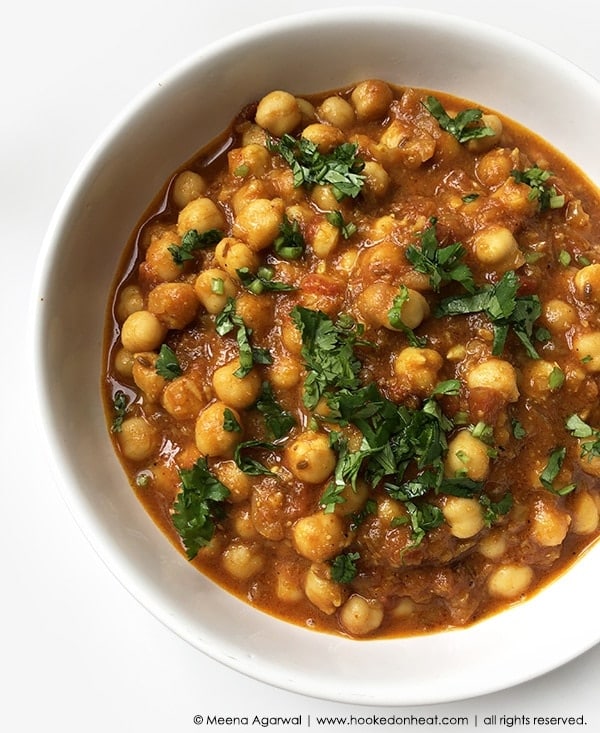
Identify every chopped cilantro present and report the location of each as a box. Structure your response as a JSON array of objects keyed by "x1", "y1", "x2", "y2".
[
  {"x1": 215, "y1": 298, "x2": 272, "y2": 377},
  {"x1": 168, "y1": 228, "x2": 223, "y2": 264},
  {"x1": 155, "y1": 344, "x2": 183, "y2": 380},
  {"x1": 237, "y1": 266, "x2": 296, "y2": 294},
  {"x1": 330, "y1": 551, "x2": 360, "y2": 583},
  {"x1": 290, "y1": 307, "x2": 367, "y2": 409},
  {"x1": 387, "y1": 285, "x2": 427, "y2": 347},
  {"x1": 223, "y1": 407, "x2": 241, "y2": 432},
  {"x1": 422, "y1": 96, "x2": 496, "y2": 144},
  {"x1": 171, "y1": 458, "x2": 230, "y2": 560},
  {"x1": 405, "y1": 218, "x2": 475, "y2": 293},
  {"x1": 539, "y1": 447, "x2": 576, "y2": 495},
  {"x1": 479, "y1": 492, "x2": 513, "y2": 526},
  {"x1": 566, "y1": 414, "x2": 600, "y2": 461},
  {"x1": 111, "y1": 389, "x2": 129, "y2": 432},
  {"x1": 255, "y1": 381, "x2": 296, "y2": 439},
  {"x1": 511, "y1": 167, "x2": 565, "y2": 211},
  {"x1": 435, "y1": 270, "x2": 542, "y2": 358},
  {"x1": 269, "y1": 134, "x2": 365, "y2": 200},
  {"x1": 233, "y1": 439, "x2": 277, "y2": 476},
  {"x1": 273, "y1": 215, "x2": 306, "y2": 260},
  {"x1": 326, "y1": 210, "x2": 358, "y2": 239}
]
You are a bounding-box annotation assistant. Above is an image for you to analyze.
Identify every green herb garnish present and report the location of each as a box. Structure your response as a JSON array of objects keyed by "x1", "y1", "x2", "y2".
[
  {"x1": 330, "y1": 551, "x2": 360, "y2": 583},
  {"x1": 511, "y1": 167, "x2": 565, "y2": 211},
  {"x1": 171, "y1": 458, "x2": 230, "y2": 560},
  {"x1": 422, "y1": 96, "x2": 495, "y2": 144},
  {"x1": 155, "y1": 344, "x2": 183, "y2": 380},
  {"x1": 168, "y1": 228, "x2": 223, "y2": 264}
]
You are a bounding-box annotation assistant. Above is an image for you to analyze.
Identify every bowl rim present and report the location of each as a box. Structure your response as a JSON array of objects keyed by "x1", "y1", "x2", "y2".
[{"x1": 30, "y1": 5, "x2": 600, "y2": 706}]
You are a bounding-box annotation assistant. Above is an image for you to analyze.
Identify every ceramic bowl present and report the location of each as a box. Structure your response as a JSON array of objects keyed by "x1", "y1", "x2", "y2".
[{"x1": 32, "y1": 6, "x2": 600, "y2": 705}]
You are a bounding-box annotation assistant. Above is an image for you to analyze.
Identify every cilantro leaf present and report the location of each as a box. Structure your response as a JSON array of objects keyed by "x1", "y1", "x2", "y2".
[
  {"x1": 511, "y1": 167, "x2": 565, "y2": 211},
  {"x1": 290, "y1": 307, "x2": 366, "y2": 409},
  {"x1": 171, "y1": 458, "x2": 230, "y2": 560},
  {"x1": 435, "y1": 270, "x2": 542, "y2": 358},
  {"x1": 422, "y1": 96, "x2": 496, "y2": 144},
  {"x1": 255, "y1": 381, "x2": 296, "y2": 439},
  {"x1": 270, "y1": 134, "x2": 365, "y2": 201},
  {"x1": 387, "y1": 285, "x2": 427, "y2": 347},
  {"x1": 330, "y1": 551, "x2": 360, "y2": 583},
  {"x1": 237, "y1": 266, "x2": 296, "y2": 294},
  {"x1": 155, "y1": 344, "x2": 183, "y2": 380},
  {"x1": 273, "y1": 214, "x2": 306, "y2": 260},
  {"x1": 406, "y1": 218, "x2": 475, "y2": 293},
  {"x1": 539, "y1": 447, "x2": 576, "y2": 495},
  {"x1": 111, "y1": 389, "x2": 129, "y2": 432},
  {"x1": 479, "y1": 492, "x2": 513, "y2": 526},
  {"x1": 326, "y1": 210, "x2": 358, "y2": 239},
  {"x1": 215, "y1": 298, "x2": 273, "y2": 377},
  {"x1": 566, "y1": 414, "x2": 600, "y2": 461},
  {"x1": 168, "y1": 228, "x2": 223, "y2": 264}
]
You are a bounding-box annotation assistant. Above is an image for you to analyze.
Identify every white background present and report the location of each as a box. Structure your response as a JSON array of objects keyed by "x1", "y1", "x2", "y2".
[{"x1": 3, "y1": 1, "x2": 599, "y2": 731}]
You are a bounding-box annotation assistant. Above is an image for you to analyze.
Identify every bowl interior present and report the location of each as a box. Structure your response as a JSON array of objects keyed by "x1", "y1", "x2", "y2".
[{"x1": 33, "y1": 7, "x2": 600, "y2": 705}]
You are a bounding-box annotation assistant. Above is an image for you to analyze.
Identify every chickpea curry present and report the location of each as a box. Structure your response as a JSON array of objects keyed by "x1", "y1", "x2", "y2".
[{"x1": 104, "y1": 79, "x2": 600, "y2": 638}]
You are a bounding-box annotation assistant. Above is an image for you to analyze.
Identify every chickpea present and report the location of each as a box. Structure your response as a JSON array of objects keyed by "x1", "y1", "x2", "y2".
[
  {"x1": 221, "y1": 541, "x2": 264, "y2": 580},
  {"x1": 121, "y1": 310, "x2": 167, "y2": 353},
  {"x1": 487, "y1": 563, "x2": 533, "y2": 599},
  {"x1": 232, "y1": 197, "x2": 285, "y2": 251},
  {"x1": 466, "y1": 358, "x2": 519, "y2": 403},
  {"x1": 176, "y1": 196, "x2": 226, "y2": 236},
  {"x1": 301, "y1": 123, "x2": 345, "y2": 153},
  {"x1": 476, "y1": 148, "x2": 513, "y2": 187},
  {"x1": 316, "y1": 95, "x2": 355, "y2": 130},
  {"x1": 116, "y1": 284, "x2": 143, "y2": 323},
  {"x1": 334, "y1": 481, "x2": 369, "y2": 517},
  {"x1": 339, "y1": 595, "x2": 384, "y2": 636},
  {"x1": 255, "y1": 90, "x2": 302, "y2": 137},
  {"x1": 442, "y1": 496, "x2": 485, "y2": 539},
  {"x1": 193, "y1": 268, "x2": 237, "y2": 314},
  {"x1": 362, "y1": 160, "x2": 390, "y2": 198},
  {"x1": 212, "y1": 358, "x2": 262, "y2": 409},
  {"x1": 231, "y1": 179, "x2": 269, "y2": 215},
  {"x1": 292, "y1": 512, "x2": 349, "y2": 562},
  {"x1": 445, "y1": 430, "x2": 490, "y2": 482},
  {"x1": 195, "y1": 401, "x2": 243, "y2": 457},
  {"x1": 117, "y1": 416, "x2": 157, "y2": 462},
  {"x1": 214, "y1": 237, "x2": 260, "y2": 278},
  {"x1": 569, "y1": 490, "x2": 599, "y2": 534},
  {"x1": 350, "y1": 79, "x2": 393, "y2": 121},
  {"x1": 393, "y1": 346, "x2": 443, "y2": 396},
  {"x1": 530, "y1": 495, "x2": 570, "y2": 547},
  {"x1": 280, "y1": 317, "x2": 303, "y2": 355},
  {"x1": 543, "y1": 298, "x2": 578, "y2": 332},
  {"x1": 231, "y1": 506, "x2": 258, "y2": 540},
  {"x1": 574, "y1": 264, "x2": 600, "y2": 303},
  {"x1": 228, "y1": 143, "x2": 271, "y2": 178},
  {"x1": 285, "y1": 431, "x2": 336, "y2": 483},
  {"x1": 161, "y1": 375, "x2": 206, "y2": 421},
  {"x1": 268, "y1": 355, "x2": 301, "y2": 389},
  {"x1": 490, "y1": 177, "x2": 538, "y2": 217},
  {"x1": 144, "y1": 230, "x2": 183, "y2": 282},
  {"x1": 113, "y1": 346, "x2": 135, "y2": 378},
  {"x1": 471, "y1": 225, "x2": 524, "y2": 272},
  {"x1": 275, "y1": 563, "x2": 304, "y2": 603},
  {"x1": 311, "y1": 219, "x2": 340, "y2": 258},
  {"x1": 357, "y1": 282, "x2": 429, "y2": 330},
  {"x1": 212, "y1": 460, "x2": 253, "y2": 503},
  {"x1": 466, "y1": 114, "x2": 503, "y2": 153},
  {"x1": 131, "y1": 352, "x2": 165, "y2": 403},
  {"x1": 310, "y1": 184, "x2": 346, "y2": 211},
  {"x1": 573, "y1": 331, "x2": 600, "y2": 372},
  {"x1": 520, "y1": 359, "x2": 561, "y2": 400},
  {"x1": 171, "y1": 170, "x2": 207, "y2": 210},
  {"x1": 147, "y1": 281, "x2": 198, "y2": 330},
  {"x1": 478, "y1": 530, "x2": 507, "y2": 560},
  {"x1": 304, "y1": 563, "x2": 347, "y2": 615}
]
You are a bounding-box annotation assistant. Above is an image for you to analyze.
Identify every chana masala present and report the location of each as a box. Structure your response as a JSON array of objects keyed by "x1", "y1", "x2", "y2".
[{"x1": 104, "y1": 79, "x2": 600, "y2": 638}]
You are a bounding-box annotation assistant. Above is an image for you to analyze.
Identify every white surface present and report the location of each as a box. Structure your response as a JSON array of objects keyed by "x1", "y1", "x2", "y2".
[{"x1": 4, "y1": 0, "x2": 600, "y2": 730}]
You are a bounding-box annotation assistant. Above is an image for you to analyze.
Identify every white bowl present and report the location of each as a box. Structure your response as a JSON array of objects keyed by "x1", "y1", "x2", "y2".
[{"x1": 32, "y1": 6, "x2": 600, "y2": 705}]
